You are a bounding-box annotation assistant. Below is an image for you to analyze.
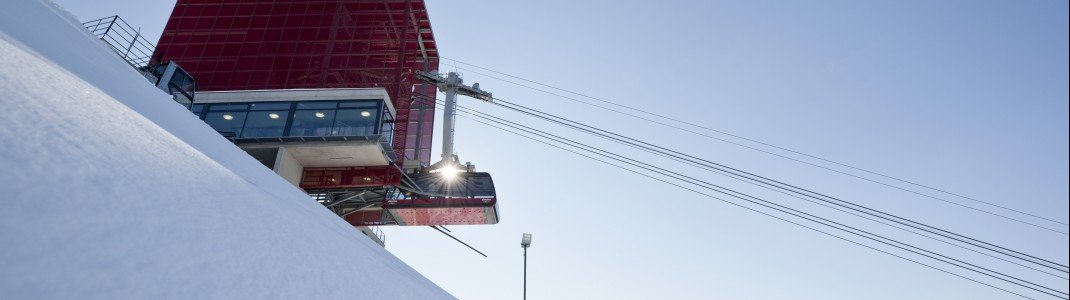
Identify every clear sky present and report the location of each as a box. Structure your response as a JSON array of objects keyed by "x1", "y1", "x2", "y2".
[{"x1": 53, "y1": 0, "x2": 1068, "y2": 299}]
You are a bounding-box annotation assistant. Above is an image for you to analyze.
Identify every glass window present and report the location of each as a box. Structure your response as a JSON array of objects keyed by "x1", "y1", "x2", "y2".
[
  {"x1": 209, "y1": 104, "x2": 248, "y2": 111},
  {"x1": 150, "y1": 63, "x2": 168, "y2": 79},
  {"x1": 194, "y1": 100, "x2": 390, "y2": 139},
  {"x1": 380, "y1": 110, "x2": 394, "y2": 145},
  {"x1": 332, "y1": 108, "x2": 378, "y2": 136},
  {"x1": 204, "y1": 111, "x2": 247, "y2": 136},
  {"x1": 296, "y1": 102, "x2": 336, "y2": 109},
  {"x1": 168, "y1": 69, "x2": 195, "y2": 96},
  {"x1": 241, "y1": 110, "x2": 289, "y2": 137},
  {"x1": 339, "y1": 101, "x2": 378, "y2": 108},
  {"x1": 249, "y1": 102, "x2": 291, "y2": 110},
  {"x1": 289, "y1": 110, "x2": 335, "y2": 136}
]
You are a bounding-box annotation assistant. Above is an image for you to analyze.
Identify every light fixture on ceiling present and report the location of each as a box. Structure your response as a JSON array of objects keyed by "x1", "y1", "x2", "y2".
[
  {"x1": 222, "y1": 114, "x2": 234, "y2": 120},
  {"x1": 268, "y1": 113, "x2": 280, "y2": 119},
  {"x1": 361, "y1": 111, "x2": 372, "y2": 117},
  {"x1": 315, "y1": 112, "x2": 326, "y2": 118}
]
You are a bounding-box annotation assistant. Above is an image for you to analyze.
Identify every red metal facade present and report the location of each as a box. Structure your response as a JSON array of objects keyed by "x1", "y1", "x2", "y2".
[
  {"x1": 385, "y1": 198, "x2": 498, "y2": 226},
  {"x1": 300, "y1": 166, "x2": 402, "y2": 189},
  {"x1": 154, "y1": 0, "x2": 439, "y2": 164}
]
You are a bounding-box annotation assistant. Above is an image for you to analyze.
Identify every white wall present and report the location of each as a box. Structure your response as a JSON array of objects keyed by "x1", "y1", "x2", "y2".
[{"x1": 274, "y1": 146, "x2": 304, "y2": 187}]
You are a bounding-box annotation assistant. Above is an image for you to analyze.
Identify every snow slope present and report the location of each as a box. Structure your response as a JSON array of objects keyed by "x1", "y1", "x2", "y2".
[{"x1": 0, "y1": 0, "x2": 453, "y2": 298}]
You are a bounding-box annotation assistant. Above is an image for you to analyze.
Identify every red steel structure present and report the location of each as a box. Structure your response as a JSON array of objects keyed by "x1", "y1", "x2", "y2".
[{"x1": 153, "y1": 0, "x2": 440, "y2": 165}]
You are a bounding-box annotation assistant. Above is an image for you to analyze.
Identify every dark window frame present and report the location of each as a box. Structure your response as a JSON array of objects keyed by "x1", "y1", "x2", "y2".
[{"x1": 195, "y1": 99, "x2": 388, "y2": 139}]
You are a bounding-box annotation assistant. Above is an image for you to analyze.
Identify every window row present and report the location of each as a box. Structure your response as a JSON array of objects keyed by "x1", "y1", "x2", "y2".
[{"x1": 191, "y1": 100, "x2": 393, "y2": 143}]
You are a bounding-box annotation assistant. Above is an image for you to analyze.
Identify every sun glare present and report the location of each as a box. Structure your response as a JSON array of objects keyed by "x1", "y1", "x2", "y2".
[{"x1": 439, "y1": 166, "x2": 459, "y2": 179}]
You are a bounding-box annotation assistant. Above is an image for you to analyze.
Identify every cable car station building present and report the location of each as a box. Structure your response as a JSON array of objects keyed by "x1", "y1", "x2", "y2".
[{"x1": 127, "y1": 0, "x2": 501, "y2": 245}]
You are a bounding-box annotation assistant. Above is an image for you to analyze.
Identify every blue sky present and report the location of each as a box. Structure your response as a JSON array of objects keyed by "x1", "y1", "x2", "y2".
[{"x1": 54, "y1": 0, "x2": 1068, "y2": 298}]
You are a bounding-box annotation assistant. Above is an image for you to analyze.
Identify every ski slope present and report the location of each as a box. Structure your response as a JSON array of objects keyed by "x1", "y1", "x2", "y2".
[{"x1": 0, "y1": 0, "x2": 453, "y2": 298}]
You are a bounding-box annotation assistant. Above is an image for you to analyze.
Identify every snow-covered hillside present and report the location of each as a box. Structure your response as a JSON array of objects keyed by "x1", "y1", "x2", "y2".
[{"x1": 0, "y1": 0, "x2": 452, "y2": 298}]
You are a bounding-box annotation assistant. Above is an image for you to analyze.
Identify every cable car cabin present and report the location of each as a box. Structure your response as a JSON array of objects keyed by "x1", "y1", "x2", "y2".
[{"x1": 385, "y1": 171, "x2": 499, "y2": 226}]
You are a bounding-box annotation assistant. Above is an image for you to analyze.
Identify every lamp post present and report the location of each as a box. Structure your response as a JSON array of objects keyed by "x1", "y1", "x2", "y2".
[{"x1": 521, "y1": 233, "x2": 532, "y2": 300}]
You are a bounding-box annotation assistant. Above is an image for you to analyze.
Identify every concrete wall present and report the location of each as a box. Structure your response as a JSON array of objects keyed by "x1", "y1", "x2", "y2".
[{"x1": 273, "y1": 147, "x2": 304, "y2": 186}]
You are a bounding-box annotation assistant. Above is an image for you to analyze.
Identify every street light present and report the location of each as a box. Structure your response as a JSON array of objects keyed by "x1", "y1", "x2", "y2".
[{"x1": 521, "y1": 233, "x2": 532, "y2": 300}]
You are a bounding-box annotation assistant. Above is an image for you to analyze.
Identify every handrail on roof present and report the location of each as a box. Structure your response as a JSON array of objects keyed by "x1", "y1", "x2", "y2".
[{"x1": 82, "y1": 15, "x2": 157, "y2": 68}]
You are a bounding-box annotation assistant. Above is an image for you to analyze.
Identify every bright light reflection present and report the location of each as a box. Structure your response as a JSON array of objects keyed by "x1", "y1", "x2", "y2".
[
  {"x1": 268, "y1": 113, "x2": 280, "y2": 119},
  {"x1": 439, "y1": 166, "x2": 459, "y2": 179},
  {"x1": 361, "y1": 111, "x2": 372, "y2": 117},
  {"x1": 222, "y1": 114, "x2": 234, "y2": 120},
  {"x1": 315, "y1": 112, "x2": 326, "y2": 118}
]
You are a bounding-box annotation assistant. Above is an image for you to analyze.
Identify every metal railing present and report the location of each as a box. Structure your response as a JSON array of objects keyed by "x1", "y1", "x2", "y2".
[
  {"x1": 83, "y1": 16, "x2": 156, "y2": 68},
  {"x1": 370, "y1": 226, "x2": 386, "y2": 245}
]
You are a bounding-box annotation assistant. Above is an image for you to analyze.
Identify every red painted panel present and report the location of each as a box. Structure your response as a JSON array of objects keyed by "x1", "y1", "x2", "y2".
[
  {"x1": 384, "y1": 197, "x2": 498, "y2": 226},
  {"x1": 389, "y1": 207, "x2": 490, "y2": 226},
  {"x1": 344, "y1": 210, "x2": 388, "y2": 226}
]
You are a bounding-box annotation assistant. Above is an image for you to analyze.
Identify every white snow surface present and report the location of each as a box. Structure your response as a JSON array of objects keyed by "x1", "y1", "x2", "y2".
[{"x1": 0, "y1": 1, "x2": 453, "y2": 298}]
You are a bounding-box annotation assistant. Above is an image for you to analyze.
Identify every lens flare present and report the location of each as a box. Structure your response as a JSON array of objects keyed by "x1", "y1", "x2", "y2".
[{"x1": 439, "y1": 166, "x2": 459, "y2": 179}]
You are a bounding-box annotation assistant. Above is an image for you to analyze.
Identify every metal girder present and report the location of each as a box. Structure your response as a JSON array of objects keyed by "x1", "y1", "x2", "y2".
[
  {"x1": 338, "y1": 202, "x2": 382, "y2": 218},
  {"x1": 414, "y1": 71, "x2": 491, "y2": 165},
  {"x1": 326, "y1": 190, "x2": 375, "y2": 208}
]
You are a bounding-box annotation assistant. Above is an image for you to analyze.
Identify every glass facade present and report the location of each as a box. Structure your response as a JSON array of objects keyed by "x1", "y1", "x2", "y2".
[{"x1": 191, "y1": 100, "x2": 392, "y2": 143}]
